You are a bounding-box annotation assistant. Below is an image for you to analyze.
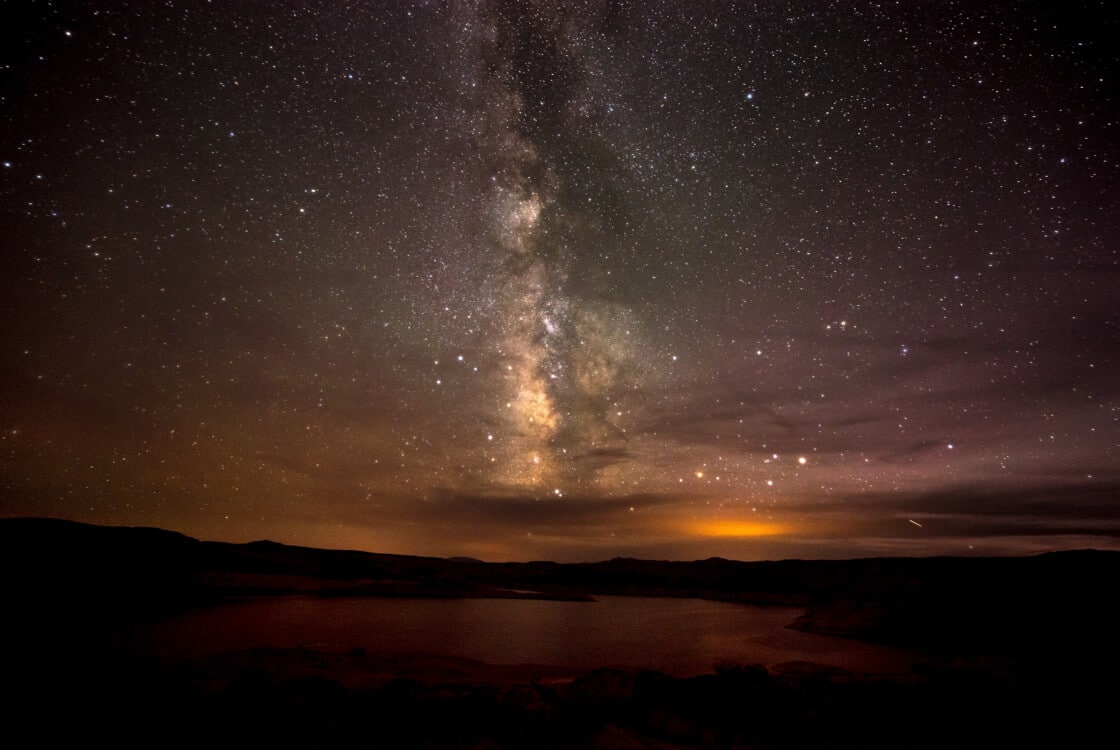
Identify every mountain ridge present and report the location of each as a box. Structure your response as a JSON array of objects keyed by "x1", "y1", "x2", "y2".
[{"x1": 3, "y1": 516, "x2": 1116, "y2": 655}]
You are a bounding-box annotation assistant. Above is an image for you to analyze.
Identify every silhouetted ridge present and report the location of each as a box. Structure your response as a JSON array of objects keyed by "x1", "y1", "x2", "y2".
[{"x1": 3, "y1": 517, "x2": 1117, "y2": 657}]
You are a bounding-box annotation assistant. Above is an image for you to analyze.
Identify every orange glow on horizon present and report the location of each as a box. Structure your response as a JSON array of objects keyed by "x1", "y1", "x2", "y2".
[{"x1": 688, "y1": 519, "x2": 788, "y2": 538}]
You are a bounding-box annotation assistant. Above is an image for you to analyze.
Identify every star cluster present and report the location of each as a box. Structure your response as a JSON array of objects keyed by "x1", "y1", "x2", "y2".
[{"x1": 1, "y1": 1, "x2": 1117, "y2": 560}]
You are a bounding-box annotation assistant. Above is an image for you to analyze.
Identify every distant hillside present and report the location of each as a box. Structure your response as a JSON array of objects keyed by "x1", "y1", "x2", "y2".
[{"x1": 3, "y1": 517, "x2": 1116, "y2": 657}]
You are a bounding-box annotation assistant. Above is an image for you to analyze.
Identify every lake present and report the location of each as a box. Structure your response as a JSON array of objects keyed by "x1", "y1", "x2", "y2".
[{"x1": 118, "y1": 595, "x2": 920, "y2": 676}]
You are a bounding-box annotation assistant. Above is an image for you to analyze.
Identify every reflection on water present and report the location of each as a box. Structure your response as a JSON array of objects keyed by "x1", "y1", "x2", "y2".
[{"x1": 122, "y1": 595, "x2": 919, "y2": 676}]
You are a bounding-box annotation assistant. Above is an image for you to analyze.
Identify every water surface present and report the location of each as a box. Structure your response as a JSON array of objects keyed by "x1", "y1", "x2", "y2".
[{"x1": 123, "y1": 595, "x2": 919, "y2": 676}]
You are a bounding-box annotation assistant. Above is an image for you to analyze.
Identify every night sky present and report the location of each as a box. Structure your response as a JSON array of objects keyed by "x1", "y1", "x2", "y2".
[{"x1": 2, "y1": 1, "x2": 1117, "y2": 561}]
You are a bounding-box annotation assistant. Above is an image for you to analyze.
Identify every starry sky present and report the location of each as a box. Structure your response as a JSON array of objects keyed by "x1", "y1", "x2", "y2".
[{"x1": 2, "y1": 0, "x2": 1118, "y2": 562}]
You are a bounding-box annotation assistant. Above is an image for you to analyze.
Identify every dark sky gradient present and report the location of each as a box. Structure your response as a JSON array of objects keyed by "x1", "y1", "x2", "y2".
[{"x1": 2, "y1": 1, "x2": 1117, "y2": 561}]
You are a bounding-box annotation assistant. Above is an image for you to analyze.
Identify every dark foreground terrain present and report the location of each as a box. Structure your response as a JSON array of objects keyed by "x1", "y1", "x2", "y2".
[
  {"x1": 9, "y1": 641, "x2": 1110, "y2": 749},
  {"x1": 3, "y1": 517, "x2": 1116, "y2": 748}
]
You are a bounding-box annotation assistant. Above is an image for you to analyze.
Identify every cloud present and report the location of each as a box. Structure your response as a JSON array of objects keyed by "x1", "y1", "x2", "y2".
[
  {"x1": 571, "y1": 446, "x2": 636, "y2": 470},
  {"x1": 419, "y1": 488, "x2": 683, "y2": 528},
  {"x1": 785, "y1": 479, "x2": 1120, "y2": 540}
]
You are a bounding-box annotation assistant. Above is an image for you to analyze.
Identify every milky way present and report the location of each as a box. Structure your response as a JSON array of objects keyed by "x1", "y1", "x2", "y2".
[
  {"x1": 463, "y1": 4, "x2": 643, "y2": 494},
  {"x1": 1, "y1": 1, "x2": 1117, "y2": 560}
]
